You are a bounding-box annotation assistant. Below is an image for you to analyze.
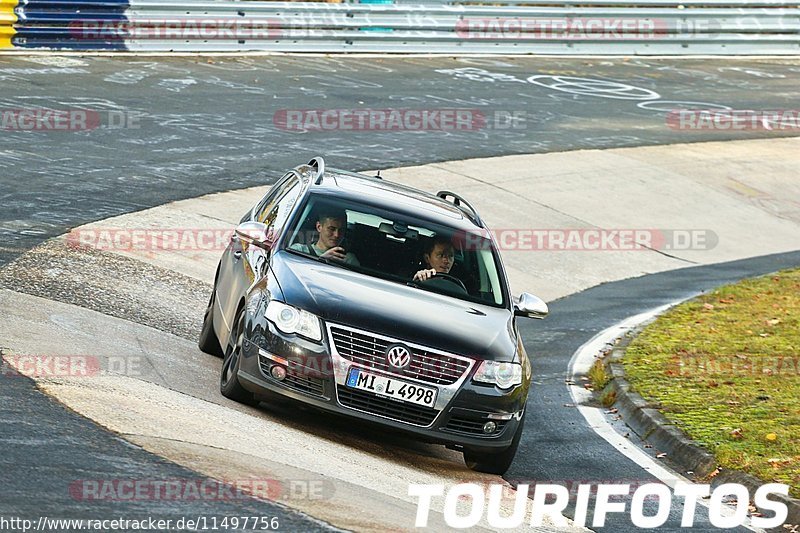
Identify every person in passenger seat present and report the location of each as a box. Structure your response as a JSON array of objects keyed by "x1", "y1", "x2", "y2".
[
  {"x1": 290, "y1": 208, "x2": 360, "y2": 265},
  {"x1": 413, "y1": 237, "x2": 456, "y2": 282}
]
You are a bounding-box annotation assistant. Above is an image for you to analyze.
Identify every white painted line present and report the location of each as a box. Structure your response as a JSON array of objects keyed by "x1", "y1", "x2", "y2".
[{"x1": 567, "y1": 303, "x2": 763, "y2": 532}]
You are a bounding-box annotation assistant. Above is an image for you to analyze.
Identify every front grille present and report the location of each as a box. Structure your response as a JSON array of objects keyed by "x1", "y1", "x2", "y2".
[
  {"x1": 259, "y1": 357, "x2": 325, "y2": 397},
  {"x1": 329, "y1": 326, "x2": 472, "y2": 385},
  {"x1": 337, "y1": 386, "x2": 439, "y2": 426},
  {"x1": 444, "y1": 415, "x2": 508, "y2": 436}
]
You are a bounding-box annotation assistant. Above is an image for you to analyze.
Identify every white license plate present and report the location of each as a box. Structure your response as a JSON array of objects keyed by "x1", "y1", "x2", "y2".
[{"x1": 346, "y1": 368, "x2": 437, "y2": 408}]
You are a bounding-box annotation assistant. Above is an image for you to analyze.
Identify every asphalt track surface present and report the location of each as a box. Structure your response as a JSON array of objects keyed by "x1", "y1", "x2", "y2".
[
  {"x1": 0, "y1": 372, "x2": 332, "y2": 532},
  {"x1": 1, "y1": 55, "x2": 799, "y2": 531},
  {"x1": 1, "y1": 55, "x2": 799, "y2": 264}
]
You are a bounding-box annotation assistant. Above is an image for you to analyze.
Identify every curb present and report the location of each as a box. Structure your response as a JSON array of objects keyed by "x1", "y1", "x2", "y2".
[{"x1": 603, "y1": 326, "x2": 800, "y2": 527}]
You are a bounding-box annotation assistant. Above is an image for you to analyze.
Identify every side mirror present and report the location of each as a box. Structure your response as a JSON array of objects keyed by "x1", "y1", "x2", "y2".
[
  {"x1": 235, "y1": 221, "x2": 273, "y2": 251},
  {"x1": 514, "y1": 293, "x2": 549, "y2": 319}
]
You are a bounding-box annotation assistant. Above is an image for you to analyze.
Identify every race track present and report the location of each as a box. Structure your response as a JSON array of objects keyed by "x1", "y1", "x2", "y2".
[{"x1": 1, "y1": 55, "x2": 799, "y2": 532}]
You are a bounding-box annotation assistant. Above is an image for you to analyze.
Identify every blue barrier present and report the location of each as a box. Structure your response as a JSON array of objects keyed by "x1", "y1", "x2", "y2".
[{"x1": 10, "y1": 0, "x2": 129, "y2": 49}]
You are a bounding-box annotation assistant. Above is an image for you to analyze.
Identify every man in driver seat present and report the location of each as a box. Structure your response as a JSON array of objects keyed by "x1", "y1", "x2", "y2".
[
  {"x1": 291, "y1": 207, "x2": 360, "y2": 266},
  {"x1": 413, "y1": 237, "x2": 466, "y2": 293}
]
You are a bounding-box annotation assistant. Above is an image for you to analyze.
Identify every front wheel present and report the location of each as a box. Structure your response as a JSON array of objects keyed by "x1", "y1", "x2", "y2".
[
  {"x1": 220, "y1": 309, "x2": 258, "y2": 406},
  {"x1": 463, "y1": 413, "x2": 525, "y2": 475}
]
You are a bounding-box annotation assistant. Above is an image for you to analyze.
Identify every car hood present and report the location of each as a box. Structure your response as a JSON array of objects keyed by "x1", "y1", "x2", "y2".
[{"x1": 270, "y1": 251, "x2": 517, "y2": 361}]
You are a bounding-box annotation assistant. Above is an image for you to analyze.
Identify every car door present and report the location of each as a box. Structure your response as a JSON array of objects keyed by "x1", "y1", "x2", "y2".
[
  {"x1": 244, "y1": 178, "x2": 303, "y2": 286},
  {"x1": 216, "y1": 175, "x2": 303, "y2": 345},
  {"x1": 214, "y1": 172, "x2": 295, "y2": 339}
]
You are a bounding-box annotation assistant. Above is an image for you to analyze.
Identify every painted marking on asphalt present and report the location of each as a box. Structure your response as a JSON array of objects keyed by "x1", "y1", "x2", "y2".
[{"x1": 567, "y1": 303, "x2": 762, "y2": 532}]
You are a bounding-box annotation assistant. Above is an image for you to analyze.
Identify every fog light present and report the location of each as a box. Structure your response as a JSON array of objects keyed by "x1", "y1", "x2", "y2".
[
  {"x1": 270, "y1": 365, "x2": 287, "y2": 381},
  {"x1": 482, "y1": 421, "x2": 497, "y2": 434}
]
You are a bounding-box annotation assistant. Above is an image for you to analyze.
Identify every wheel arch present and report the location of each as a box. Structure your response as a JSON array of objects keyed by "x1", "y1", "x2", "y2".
[{"x1": 221, "y1": 297, "x2": 247, "y2": 350}]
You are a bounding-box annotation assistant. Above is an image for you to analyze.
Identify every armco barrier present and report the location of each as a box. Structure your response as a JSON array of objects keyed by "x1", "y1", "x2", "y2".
[
  {"x1": 1, "y1": 0, "x2": 798, "y2": 54},
  {"x1": 1, "y1": 0, "x2": 18, "y2": 49}
]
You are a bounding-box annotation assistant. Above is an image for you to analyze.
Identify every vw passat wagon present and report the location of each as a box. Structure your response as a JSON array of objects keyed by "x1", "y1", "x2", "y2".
[{"x1": 199, "y1": 158, "x2": 548, "y2": 474}]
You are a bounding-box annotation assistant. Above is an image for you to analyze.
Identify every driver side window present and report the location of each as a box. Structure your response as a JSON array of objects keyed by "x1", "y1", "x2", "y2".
[
  {"x1": 260, "y1": 182, "x2": 301, "y2": 244},
  {"x1": 246, "y1": 172, "x2": 295, "y2": 224}
]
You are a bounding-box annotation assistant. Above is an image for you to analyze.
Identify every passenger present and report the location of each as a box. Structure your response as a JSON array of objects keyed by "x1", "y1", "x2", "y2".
[
  {"x1": 413, "y1": 237, "x2": 456, "y2": 282},
  {"x1": 291, "y1": 208, "x2": 360, "y2": 265}
]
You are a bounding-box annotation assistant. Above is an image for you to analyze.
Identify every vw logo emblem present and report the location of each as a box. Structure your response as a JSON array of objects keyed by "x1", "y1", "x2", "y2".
[{"x1": 386, "y1": 344, "x2": 412, "y2": 370}]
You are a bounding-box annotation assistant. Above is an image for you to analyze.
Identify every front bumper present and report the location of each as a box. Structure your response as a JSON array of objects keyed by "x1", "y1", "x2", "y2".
[{"x1": 238, "y1": 319, "x2": 527, "y2": 453}]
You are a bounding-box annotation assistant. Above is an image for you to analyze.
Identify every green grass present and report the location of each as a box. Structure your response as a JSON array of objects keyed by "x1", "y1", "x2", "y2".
[
  {"x1": 622, "y1": 268, "x2": 800, "y2": 497},
  {"x1": 588, "y1": 359, "x2": 617, "y2": 407},
  {"x1": 589, "y1": 359, "x2": 611, "y2": 390}
]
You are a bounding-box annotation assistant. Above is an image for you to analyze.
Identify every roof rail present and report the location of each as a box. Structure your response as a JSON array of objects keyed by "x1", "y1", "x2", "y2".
[
  {"x1": 309, "y1": 157, "x2": 325, "y2": 184},
  {"x1": 436, "y1": 190, "x2": 484, "y2": 228},
  {"x1": 326, "y1": 166, "x2": 384, "y2": 183}
]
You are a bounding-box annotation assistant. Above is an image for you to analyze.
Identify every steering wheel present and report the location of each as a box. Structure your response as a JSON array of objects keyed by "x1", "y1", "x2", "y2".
[{"x1": 433, "y1": 272, "x2": 468, "y2": 293}]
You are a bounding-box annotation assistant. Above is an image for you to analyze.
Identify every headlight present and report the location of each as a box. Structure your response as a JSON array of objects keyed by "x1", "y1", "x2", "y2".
[
  {"x1": 265, "y1": 300, "x2": 322, "y2": 342},
  {"x1": 473, "y1": 361, "x2": 522, "y2": 389}
]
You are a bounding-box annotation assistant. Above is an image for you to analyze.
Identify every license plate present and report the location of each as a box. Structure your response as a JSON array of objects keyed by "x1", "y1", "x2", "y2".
[{"x1": 346, "y1": 368, "x2": 437, "y2": 408}]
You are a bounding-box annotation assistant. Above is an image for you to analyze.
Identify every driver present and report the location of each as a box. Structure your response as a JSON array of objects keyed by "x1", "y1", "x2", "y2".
[
  {"x1": 291, "y1": 208, "x2": 360, "y2": 265},
  {"x1": 413, "y1": 237, "x2": 456, "y2": 282}
]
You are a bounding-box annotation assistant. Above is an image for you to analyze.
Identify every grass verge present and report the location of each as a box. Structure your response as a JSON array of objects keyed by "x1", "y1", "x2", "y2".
[{"x1": 622, "y1": 268, "x2": 799, "y2": 497}]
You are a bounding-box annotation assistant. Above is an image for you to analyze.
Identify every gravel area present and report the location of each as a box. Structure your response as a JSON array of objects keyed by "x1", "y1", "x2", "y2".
[{"x1": 0, "y1": 238, "x2": 209, "y2": 342}]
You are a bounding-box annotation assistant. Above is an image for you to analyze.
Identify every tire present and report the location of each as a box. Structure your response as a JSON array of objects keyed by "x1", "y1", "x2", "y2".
[
  {"x1": 220, "y1": 309, "x2": 258, "y2": 406},
  {"x1": 198, "y1": 288, "x2": 224, "y2": 357},
  {"x1": 463, "y1": 413, "x2": 525, "y2": 475}
]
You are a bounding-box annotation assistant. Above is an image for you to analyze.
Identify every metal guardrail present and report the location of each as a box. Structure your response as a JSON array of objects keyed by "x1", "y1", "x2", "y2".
[{"x1": 1, "y1": 0, "x2": 798, "y2": 54}]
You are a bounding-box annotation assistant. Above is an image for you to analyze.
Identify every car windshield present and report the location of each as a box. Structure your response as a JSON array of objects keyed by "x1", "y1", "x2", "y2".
[{"x1": 283, "y1": 193, "x2": 507, "y2": 307}]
